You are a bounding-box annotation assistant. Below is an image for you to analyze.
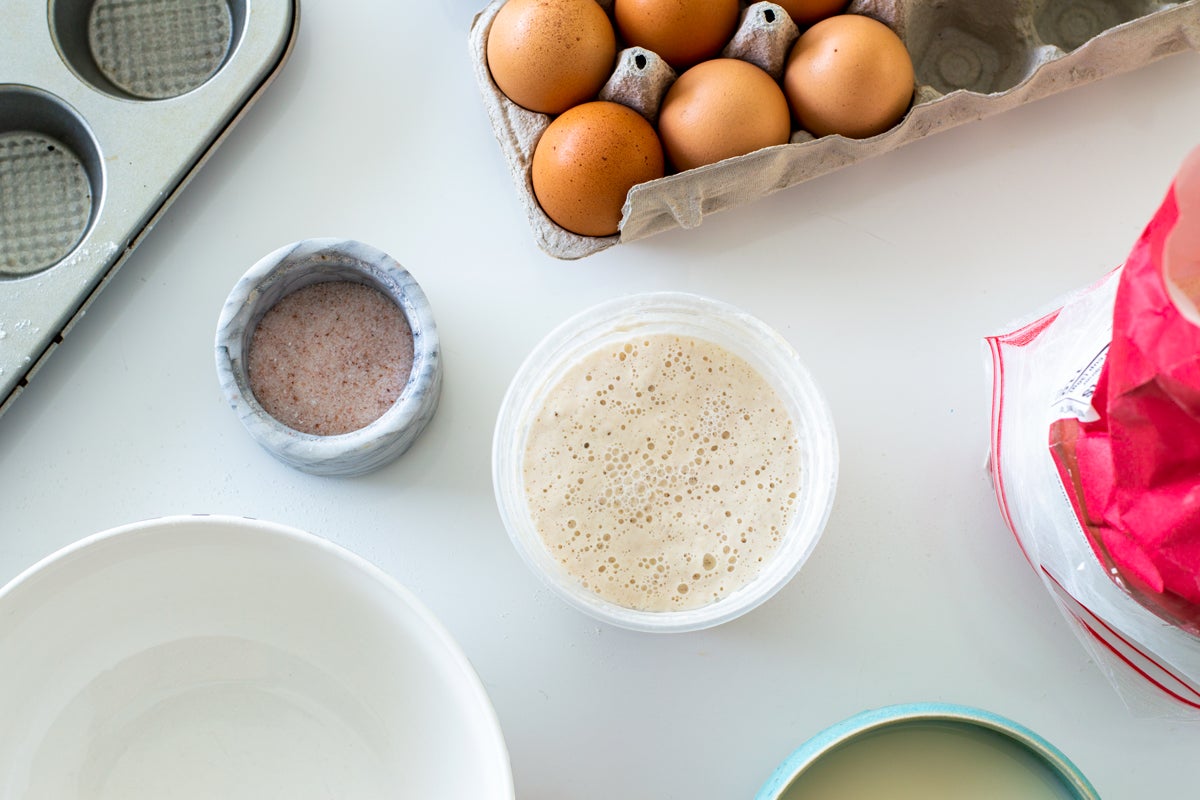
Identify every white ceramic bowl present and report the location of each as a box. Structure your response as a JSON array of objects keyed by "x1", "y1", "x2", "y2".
[
  {"x1": 0, "y1": 516, "x2": 513, "y2": 800},
  {"x1": 493, "y1": 292, "x2": 838, "y2": 633}
]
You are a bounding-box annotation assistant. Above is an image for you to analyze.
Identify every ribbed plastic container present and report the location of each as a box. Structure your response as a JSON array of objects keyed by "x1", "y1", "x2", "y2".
[{"x1": 493, "y1": 292, "x2": 838, "y2": 632}]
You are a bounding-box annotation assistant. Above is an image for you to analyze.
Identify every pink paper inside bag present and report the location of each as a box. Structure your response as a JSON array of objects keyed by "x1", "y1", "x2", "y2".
[{"x1": 1059, "y1": 147, "x2": 1200, "y2": 606}]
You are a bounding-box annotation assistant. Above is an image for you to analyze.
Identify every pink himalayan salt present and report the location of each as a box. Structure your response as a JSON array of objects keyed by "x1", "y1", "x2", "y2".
[{"x1": 247, "y1": 281, "x2": 414, "y2": 436}]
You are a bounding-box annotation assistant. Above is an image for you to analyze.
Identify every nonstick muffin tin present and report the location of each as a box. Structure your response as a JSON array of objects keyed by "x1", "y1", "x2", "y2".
[
  {"x1": 471, "y1": 0, "x2": 1200, "y2": 259},
  {"x1": 0, "y1": 0, "x2": 299, "y2": 416}
]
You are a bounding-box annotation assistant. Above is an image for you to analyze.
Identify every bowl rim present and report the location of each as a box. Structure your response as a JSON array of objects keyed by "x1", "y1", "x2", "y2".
[
  {"x1": 753, "y1": 702, "x2": 1100, "y2": 800},
  {"x1": 492, "y1": 290, "x2": 839, "y2": 633},
  {"x1": 0, "y1": 513, "x2": 515, "y2": 798},
  {"x1": 214, "y1": 237, "x2": 442, "y2": 476}
]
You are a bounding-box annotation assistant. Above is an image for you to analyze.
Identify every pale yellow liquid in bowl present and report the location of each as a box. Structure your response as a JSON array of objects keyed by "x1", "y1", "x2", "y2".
[{"x1": 780, "y1": 723, "x2": 1077, "y2": 800}]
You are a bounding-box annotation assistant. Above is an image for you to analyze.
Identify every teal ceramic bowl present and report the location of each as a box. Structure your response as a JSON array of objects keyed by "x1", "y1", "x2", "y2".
[{"x1": 756, "y1": 703, "x2": 1099, "y2": 800}]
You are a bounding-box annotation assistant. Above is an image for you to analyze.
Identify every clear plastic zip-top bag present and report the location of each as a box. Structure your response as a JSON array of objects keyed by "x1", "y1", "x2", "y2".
[{"x1": 988, "y1": 146, "x2": 1200, "y2": 715}]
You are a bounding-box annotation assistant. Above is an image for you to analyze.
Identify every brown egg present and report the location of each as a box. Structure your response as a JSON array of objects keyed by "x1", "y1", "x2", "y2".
[
  {"x1": 487, "y1": 0, "x2": 616, "y2": 114},
  {"x1": 657, "y1": 58, "x2": 792, "y2": 172},
  {"x1": 783, "y1": 14, "x2": 914, "y2": 139},
  {"x1": 614, "y1": 0, "x2": 740, "y2": 70},
  {"x1": 532, "y1": 101, "x2": 665, "y2": 237},
  {"x1": 773, "y1": 0, "x2": 848, "y2": 26}
]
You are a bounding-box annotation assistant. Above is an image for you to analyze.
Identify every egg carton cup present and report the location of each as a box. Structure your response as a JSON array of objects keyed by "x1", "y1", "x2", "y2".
[
  {"x1": 470, "y1": 0, "x2": 1200, "y2": 260},
  {"x1": 0, "y1": 0, "x2": 299, "y2": 416}
]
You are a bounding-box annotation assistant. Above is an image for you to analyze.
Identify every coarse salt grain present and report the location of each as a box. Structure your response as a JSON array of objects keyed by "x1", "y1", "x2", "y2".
[{"x1": 247, "y1": 281, "x2": 414, "y2": 436}]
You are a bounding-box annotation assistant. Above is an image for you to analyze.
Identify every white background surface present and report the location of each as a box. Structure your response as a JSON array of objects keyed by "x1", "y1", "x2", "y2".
[{"x1": 2, "y1": 2, "x2": 1199, "y2": 797}]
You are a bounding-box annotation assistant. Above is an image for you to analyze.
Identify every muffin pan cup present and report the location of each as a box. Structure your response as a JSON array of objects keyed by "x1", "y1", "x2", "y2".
[
  {"x1": 0, "y1": 0, "x2": 299, "y2": 417},
  {"x1": 470, "y1": 0, "x2": 1200, "y2": 259}
]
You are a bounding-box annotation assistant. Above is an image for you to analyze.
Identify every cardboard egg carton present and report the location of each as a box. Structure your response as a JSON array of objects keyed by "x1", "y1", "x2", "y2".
[{"x1": 470, "y1": 0, "x2": 1200, "y2": 260}]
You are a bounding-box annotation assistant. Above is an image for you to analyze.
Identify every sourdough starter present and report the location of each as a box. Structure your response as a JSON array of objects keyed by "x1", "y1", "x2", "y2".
[{"x1": 523, "y1": 334, "x2": 802, "y2": 611}]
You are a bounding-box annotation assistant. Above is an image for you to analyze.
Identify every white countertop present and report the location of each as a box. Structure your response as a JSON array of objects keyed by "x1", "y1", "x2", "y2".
[{"x1": 2, "y1": 2, "x2": 1199, "y2": 796}]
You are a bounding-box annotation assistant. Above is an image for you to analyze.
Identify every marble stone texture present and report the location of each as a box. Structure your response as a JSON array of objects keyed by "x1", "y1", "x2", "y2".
[{"x1": 215, "y1": 238, "x2": 442, "y2": 477}]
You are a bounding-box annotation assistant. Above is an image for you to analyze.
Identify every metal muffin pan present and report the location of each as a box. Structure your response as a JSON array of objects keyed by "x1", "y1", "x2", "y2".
[{"x1": 0, "y1": 0, "x2": 299, "y2": 416}]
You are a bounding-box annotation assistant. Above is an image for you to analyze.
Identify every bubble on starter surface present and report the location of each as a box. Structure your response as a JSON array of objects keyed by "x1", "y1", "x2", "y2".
[{"x1": 523, "y1": 334, "x2": 802, "y2": 611}]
